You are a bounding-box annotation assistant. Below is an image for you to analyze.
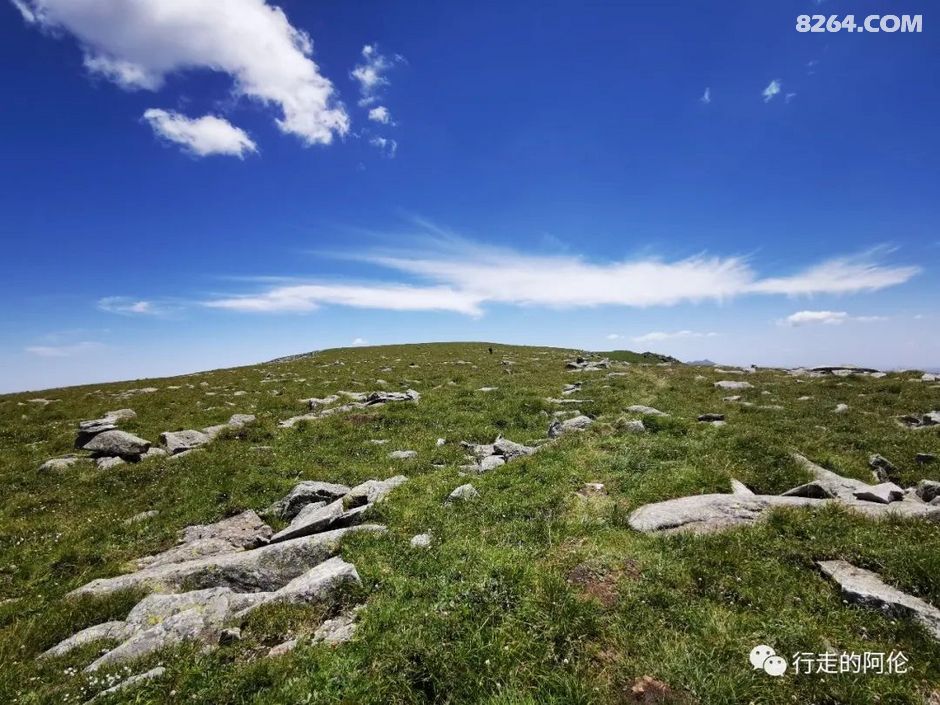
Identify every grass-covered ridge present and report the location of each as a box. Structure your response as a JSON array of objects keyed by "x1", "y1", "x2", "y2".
[{"x1": 0, "y1": 342, "x2": 938, "y2": 704}]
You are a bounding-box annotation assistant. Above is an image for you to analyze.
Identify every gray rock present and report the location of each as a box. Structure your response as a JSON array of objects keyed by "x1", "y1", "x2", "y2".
[
  {"x1": 630, "y1": 457, "x2": 940, "y2": 534},
  {"x1": 548, "y1": 414, "x2": 593, "y2": 438},
  {"x1": 781, "y1": 481, "x2": 835, "y2": 499},
  {"x1": 268, "y1": 638, "x2": 298, "y2": 657},
  {"x1": 447, "y1": 484, "x2": 479, "y2": 503},
  {"x1": 817, "y1": 560, "x2": 940, "y2": 641},
  {"x1": 628, "y1": 493, "x2": 825, "y2": 534},
  {"x1": 493, "y1": 437, "x2": 537, "y2": 460},
  {"x1": 697, "y1": 413, "x2": 725, "y2": 422},
  {"x1": 39, "y1": 621, "x2": 133, "y2": 659},
  {"x1": 39, "y1": 456, "x2": 80, "y2": 472},
  {"x1": 226, "y1": 413, "x2": 255, "y2": 428},
  {"x1": 160, "y1": 429, "x2": 210, "y2": 454},
  {"x1": 478, "y1": 455, "x2": 506, "y2": 472},
  {"x1": 269, "y1": 499, "x2": 371, "y2": 543},
  {"x1": 179, "y1": 510, "x2": 272, "y2": 549},
  {"x1": 82, "y1": 430, "x2": 151, "y2": 457},
  {"x1": 896, "y1": 411, "x2": 940, "y2": 429},
  {"x1": 388, "y1": 450, "x2": 418, "y2": 460},
  {"x1": 345, "y1": 476, "x2": 408, "y2": 508},
  {"x1": 869, "y1": 454, "x2": 899, "y2": 482},
  {"x1": 853, "y1": 482, "x2": 904, "y2": 504},
  {"x1": 313, "y1": 609, "x2": 359, "y2": 645},
  {"x1": 730, "y1": 479, "x2": 754, "y2": 496},
  {"x1": 270, "y1": 481, "x2": 351, "y2": 520},
  {"x1": 714, "y1": 381, "x2": 753, "y2": 390},
  {"x1": 85, "y1": 666, "x2": 165, "y2": 703},
  {"x1": 124, "y1": 510, "x2": 159, "y2": 525},
  {"x1": 462, "y1": 442, "x2": 496, "y2": 459},
  {"x1": 68, "y1": 525, "x2": 385, "y2": 599},
  {"x1": 410, "y1": 533, "x2": 432, "y2": 548},
  {"x1": 87, "y1": 602, "x2": 225, "y2": 672},
  {"x1": 235, "y1": 556, "x2": 361, "y2": 620},
  {"x1": 617, "y1": 419, "x2": 646, "y2": 434},
  {"x1": 220, "y1": 627, "x2": 242, "y2": 644},
  {"x1": 136, "y1": 537, "x2": 255, "y2": 570},
  {"x1": 834, "y1": 403, "x2": 849, "y2": 414},
  {"x1": 96, "y1": 456, "x2": 126, "y2": 470},
  {"x1": 626, "y1": 405, "x2": 668, "y2": 416},
  {"x1": 916, "y1": 453, "x2": 937, "y2": 465},
  {"x1": 916, "y1": 480, "x2": 940, "y2": 503},
  {"x1": 579, "y1": 482, "x2": 606, "y2": 496},
  {"x1": 104, "y1": 408, "x2": 137, "y2": 423},
  {"x1": 140, "y1": 447, "x2": 167, "y2": 461}
]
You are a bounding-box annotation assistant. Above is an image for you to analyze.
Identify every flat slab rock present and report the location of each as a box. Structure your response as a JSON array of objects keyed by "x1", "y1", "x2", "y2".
[
  {"x1": 818, "y1": 560, "x2": 940, "y2": 641},
  {"x1": 68, "y1": 524, "x2": 384, "y2": 599},
  {"x1": 628, "y1": 494, "x2": 824, "y2": 534},
  {"x1": 46, "y1": 558, "x2": 362, "y2": 672},
  {"x1": 629, "y1": 456, "x2": 940, "y2": 534}
]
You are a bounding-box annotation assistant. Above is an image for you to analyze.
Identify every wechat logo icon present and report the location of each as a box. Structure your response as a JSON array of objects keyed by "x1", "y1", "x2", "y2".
[{"x1": 750, "y1": 644, "x2": 788, "y2": 677}]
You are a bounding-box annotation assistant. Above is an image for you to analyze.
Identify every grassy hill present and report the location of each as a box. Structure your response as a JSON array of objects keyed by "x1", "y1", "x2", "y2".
[
  {"x1": 0, "y1": 342, "x2": 938, "y2": 704},
  {"x1": 596, "y1": 350, "x2": 682, "y2": 365}
]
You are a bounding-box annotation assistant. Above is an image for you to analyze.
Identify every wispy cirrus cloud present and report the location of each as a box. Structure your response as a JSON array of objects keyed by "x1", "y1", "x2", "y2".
[
  {"x1": 97, "y1": 296, "x2": 179, "y2": 317},
  {"x1": 206, "y1": 282, "x2": 482, "y2": 315},
  {"x1": 25, "y1": 341, "x2": 105, "y2": 358},
  {"x1": 632, "y1": 330, "x2": 718, "y2": 343},
  {"x1": 201, "y1": 236, "x2": 920, "y2": 316},
  {"x1": 780, "y1": 310, "x2": 887, "y2": 326}
]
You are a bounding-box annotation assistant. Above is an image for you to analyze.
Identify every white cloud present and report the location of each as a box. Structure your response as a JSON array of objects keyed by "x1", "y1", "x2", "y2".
[
  {"x1": 351, "y1": 337, "x2": 367, "y2": 346},
  {"x1": 785, "y1": 92, "x2": 797, "y2": 104},
  {"x1": 14, "y1": 0, "x2": 349, "y2": 145},
  {"x1": 369, "y1": 136, "x2": 398, "y2": 158},
  {"x1": 205, "y1": 283, "x2": 482, "y2": 315},
  {"x1": 781, "y1": 310, "x2": 887, "y2": 326},
  {"x1": 606, "y1": 333, "x2": 623, "y2": 340},
  {"x1": 25, "y1": 341, "x2": 104, "y2": 357},
  {"x1": 11, "y1": 0, "x2": 36, "y2": 23},
  {"x1": 351, "y1": 44, "x2": 401, "y2": 106},
  {"x1": 750, "y1": 254, "x2": 919, "y2": 296},
  {"x1": 368, "y1": 106, "x2": 391, "y2": 124},
  {"x1": 97, "y1": 296, "x2": 161, "y2": 315},
  {"x1": 700, "y1": 87, "x2": 711, "y2": 104},
  {"x1": 142, "y1": 109, "x2": 256, "y2": 157},
  {"x1": 762, "y1": 79, "x2": 782, "y2": 102},
  {"x1": 632, "y1": 330, "x2": 718, "y2": 343},
  {"x1": 202, "y1": 240, "x2": 919, "y2": 316}
]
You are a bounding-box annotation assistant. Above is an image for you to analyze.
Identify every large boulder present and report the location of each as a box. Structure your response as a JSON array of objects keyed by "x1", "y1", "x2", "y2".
[
  {"x1": 160, "y1": 429, "x2": 210, "y2": 454},
  {"x1": 82, "y1": 430, "x2": 151, "y2": 457}
]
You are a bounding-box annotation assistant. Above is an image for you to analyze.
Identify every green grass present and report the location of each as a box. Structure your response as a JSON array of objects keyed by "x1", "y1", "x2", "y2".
[{"x1": 0, "y1": 342, "x2": 938, "y2": 704}]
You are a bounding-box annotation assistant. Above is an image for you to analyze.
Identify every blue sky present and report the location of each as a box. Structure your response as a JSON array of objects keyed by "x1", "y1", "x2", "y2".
[{"x1": 1, "y1": 0, "x2": 938, "y2": 392}]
